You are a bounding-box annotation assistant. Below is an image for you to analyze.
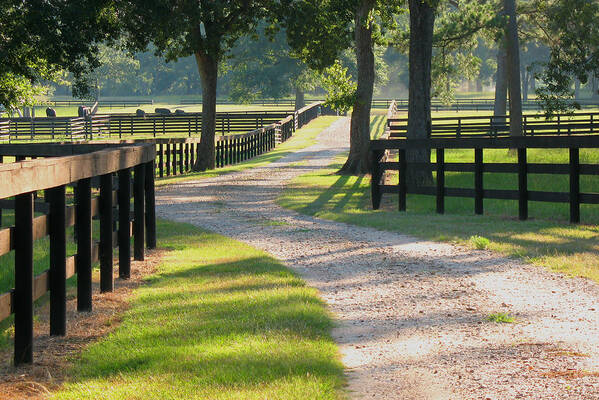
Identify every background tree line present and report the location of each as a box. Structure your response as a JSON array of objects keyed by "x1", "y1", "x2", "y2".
[{"x1": 1, "y1": 0, "x2": 599, "y2": 175}]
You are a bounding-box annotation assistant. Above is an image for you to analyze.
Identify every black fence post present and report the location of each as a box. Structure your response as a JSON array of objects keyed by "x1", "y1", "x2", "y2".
[
  {"x1": 159, "y1": 143, "x2": 164, "y2": 178},
  {"x1": 399, "y1": 149, "x2": 407, "y2": 211},
  {"x1": 14, "y1": 192, "x2": 34, "y2": 366},
  {"x1": 518, "y1": 148, "x2": 528, "y2": 221},
  {"x1": 570, "y1": 148, "x2": 580, "y2": 223},
  {"x1": 172, "y1": 143, "x2": 177, "y2": 176},
  {"x1": 134, "y1": 164, "x2": 145, "y2": 261},
  {"x1": 371, "y1": 150, "x2": 383, "y2": 210},
  {"x1": 178, "y1": 143, "x2": 183, "y2": 174},
  {"x1": 76, "y1": 178, "x2": 92, "y2": 312},
  {"x1": 100, "y1": 173, "x2": 113, "y2": 293},
  {"x1": 48, "y1": 185, "x2": 67, "y2": 336},
  {"x1": 475, "y1": 148, "x2": 484, "y2": 215},
  {"x1": 145, "y1": 161, "x2": 157, "y2": 249},
  {"x1": 436, "y1": 148, "x2": 445, "y2": 214},
  {"x1": 166, "y1": 143, "x2": 171, "y2": 176},
  {"x1": 118, "y1": 168, "x2": 131, "y2": 279}
]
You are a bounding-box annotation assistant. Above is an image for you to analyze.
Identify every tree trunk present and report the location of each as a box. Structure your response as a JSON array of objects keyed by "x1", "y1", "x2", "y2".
[
  {"x1": 193, "y1": 52, "x2": 218, "y2": 171},
  {"x1": 504, "y1": 0, "x2": 523, "y2": 136},
  {"x1": 476, "y1": 79, "x2": 483, "y2": 93},
  {"x1": 338, "y1": 0, "x2": 375, "y2": 175},
  {"x1": 406, "y1": 0, "x2": 436, "y2": 187},
  {"x1": 574, "y1": 78, "x2": 581, "y2": 99},
  {"x1": 592, "y1": 75, "x2": 599, "y2": 99},
  {"x1": 294, "y1": 87, "x2": 305, "y2": 110},
  {"x1": 494, "y1": 45, "x2": 508, "y2": 121}
]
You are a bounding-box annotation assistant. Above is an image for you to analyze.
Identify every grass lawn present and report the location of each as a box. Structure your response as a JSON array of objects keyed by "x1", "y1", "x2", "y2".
[
  {"x1": 277, "y1": 116, "x2": 599, "y2": 283},
  {"x1": 155, "y1": 116, "x2": 341, "y2": 186},
  {"x1": 53, "y1": 219, "x2": 345, "y2": 400}
]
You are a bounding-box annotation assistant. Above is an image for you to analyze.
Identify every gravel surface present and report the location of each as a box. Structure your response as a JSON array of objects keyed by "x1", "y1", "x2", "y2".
[{"x1": 157, "y1": 117, "x2": 599, "y2": 399}]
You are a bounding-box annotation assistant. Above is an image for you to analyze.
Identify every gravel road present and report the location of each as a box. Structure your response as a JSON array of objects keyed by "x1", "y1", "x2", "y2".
[{"x1": 157, "y1": 117, "x2": 599, "y2": 399}]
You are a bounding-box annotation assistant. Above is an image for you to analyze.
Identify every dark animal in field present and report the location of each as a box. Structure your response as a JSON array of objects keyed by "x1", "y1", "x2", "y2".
[
  {"x1": 155, "y1": 108, "x2": 171, "y2": 115},
  {"x1": 136, "y1": 109, "x2": 146, "y2": 117},
  {"x1": 46, "y1": 107, "x2": 56, "y2": 117},
  {"x1": 174, "y1": 109, "x2": 186, "y2": 115},
  {"x1": 78, "y1": 106, "x2": 90, "y2": 118}
]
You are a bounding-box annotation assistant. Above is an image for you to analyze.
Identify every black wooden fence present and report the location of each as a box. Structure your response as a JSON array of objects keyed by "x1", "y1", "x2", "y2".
[
  {"x1": 63, "y1": 102, "x2": 320, "y2": 178},
  {"x1": 387, "y1": 112, "x2": 599, "y2": 138},
  {"x1": 0, "y1": 143, "x2": 156, "y2": 366},
  {"x1": 370, "y1": 135, "x2": 599, "y2": 223}
]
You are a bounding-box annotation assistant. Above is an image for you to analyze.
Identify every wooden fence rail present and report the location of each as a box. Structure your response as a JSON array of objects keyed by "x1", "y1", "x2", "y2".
[
  {"x1": 0, "y1": 111, "x2": 294, "y2": 142},
  {"x1": 0, "y1": 143, "x2": 156, "y2": 366},
  {"x1": 387, "y1": 112, "x2": 599, "y2": 138},
  {"x1": 370, "y1": 135, "x2": 599, "y2": 223}
]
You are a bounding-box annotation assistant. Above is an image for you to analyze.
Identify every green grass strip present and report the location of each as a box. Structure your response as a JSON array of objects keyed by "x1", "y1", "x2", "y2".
[
  {"x1": 54, "y1": 219, "x2": 345, "y2": 400},
  {"x1": 156, "y1": 116, "x2": 341, "y2": 186}
]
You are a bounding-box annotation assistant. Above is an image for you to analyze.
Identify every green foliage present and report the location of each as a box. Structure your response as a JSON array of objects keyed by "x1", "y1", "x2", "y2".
[
  {"x1": 119, "y1": 1, "x2": 271, "y2": 65},
  {"x1": 487, "y1": 313, "x2": 515, "y2": 323},
  {"x1": 469, "y1": 235, "x2": 490, "y2": 250},
  {"x1": 0, "y1": 0, "x2": 117, "y2": 109},
  {"x1": 226, "y1": 26, "x2": 318, "y2": 103},
  {"x1": 320, "y1": 61, "x2": 357, "y2": 114},
  {"x1": 533, "y1": 0, "x2": 599, "y2": 115}
]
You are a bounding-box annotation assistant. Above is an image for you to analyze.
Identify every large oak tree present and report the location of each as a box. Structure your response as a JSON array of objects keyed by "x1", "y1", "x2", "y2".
[{"x1": 118, "y1": 1, "x2": 271, "y2": 171}]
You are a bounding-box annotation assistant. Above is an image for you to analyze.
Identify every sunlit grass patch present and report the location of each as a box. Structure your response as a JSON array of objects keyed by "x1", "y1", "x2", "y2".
[{"x1": 53, "y1": 219, "x2": 345, "y2": 400}]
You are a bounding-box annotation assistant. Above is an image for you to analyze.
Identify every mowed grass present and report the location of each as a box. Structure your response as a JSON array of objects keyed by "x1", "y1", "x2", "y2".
[
  {"x1": 156, "y1": 116, "x2": 341, "y2": 186},
  {"x1": 53, "y1": 219, "x2": 345, "y2": 400},
  {"x1": 277, "y1": 114, "x2": 599, "y2": 283}
]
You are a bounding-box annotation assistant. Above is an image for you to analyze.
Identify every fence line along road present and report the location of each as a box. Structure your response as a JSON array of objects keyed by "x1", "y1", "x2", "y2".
[
  {"x1": 0, "y1": 142, "x2": 156, "y2": 366},
  {"x1": 370, "y1": 135, "x2": 599, "y2": 223}
]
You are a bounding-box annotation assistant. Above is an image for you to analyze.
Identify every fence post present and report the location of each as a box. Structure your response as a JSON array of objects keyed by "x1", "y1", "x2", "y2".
[
  {"x1": 178, "y1": 143, "x2": 183, "y2": 174},
  {"x1": 570, "y1": 148, "x2": 580, "y2": 223},
  {"x1": 100, "y1": 173, "x2": 113, "y2": 293},
  {"x1": 159, "y1": 144, "x2": 164, "y2": 178},
  {"x1": 436, "y1": 148, "x2": 445, "y2": 214},
  {"x1": 134, "y1": 164, "x2": 145, "y2": 261},
  {"x1": 14, "y1": 192, "x2": 34, "y2": 366},
  {"x1": 518, "y1": 148, "x2": 528, "y2": 220},
  {"x1": 190, "y1": 143, "x2": 195, "y2": 168},
  {"x1": 185, "y1": 143, "x2": 189, "y2": 171},
  {"x1": 145, "y1": 161, "x2": 157, "y2": 249},
  {"x1": 166, "y1": 143, "x2": 171, "y2": 176},
  {"x1": 49, "y1": 185, "x2": 67, "y2": 336},
  {"x1": 172, "y1": 143, "x2": 177, "y2": 176},
  {"x1": 399, "y1": 149, "x2": 407, "y2": 211},
  {"x1": 76, "y1": 178, "x2": 92, "y2": 312},
  {"x1": 475, "y1": 148, "x2": 484, "y2": 215},
  {"x1": 371, "y1": 150, "x2": 383, "y2": 210},
  {"x1": 118, "y1": 168, "x2": 131, "y2": 279}
]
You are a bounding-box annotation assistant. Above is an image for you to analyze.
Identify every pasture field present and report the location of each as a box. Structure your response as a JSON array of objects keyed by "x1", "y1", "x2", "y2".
[
  {"x1": 277, "y1": 115, "x2": 599, "y2": 283},
  {"x1": 53, "y1": 219, "x2": 344, "y2": 400},
  {"x1": 26, "y1": 103, "x2": 294, "y2": 118}
]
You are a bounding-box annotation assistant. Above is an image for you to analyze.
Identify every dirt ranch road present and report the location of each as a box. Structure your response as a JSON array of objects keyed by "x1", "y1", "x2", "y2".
[{"x1": 156, "y1": 117, "x2": 599, "y2": 399}]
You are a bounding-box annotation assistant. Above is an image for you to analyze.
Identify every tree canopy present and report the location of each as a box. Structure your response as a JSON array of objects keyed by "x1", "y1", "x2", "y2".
[{"x1": 0, "y1": 0, "x2": 118, "y2": 109}]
